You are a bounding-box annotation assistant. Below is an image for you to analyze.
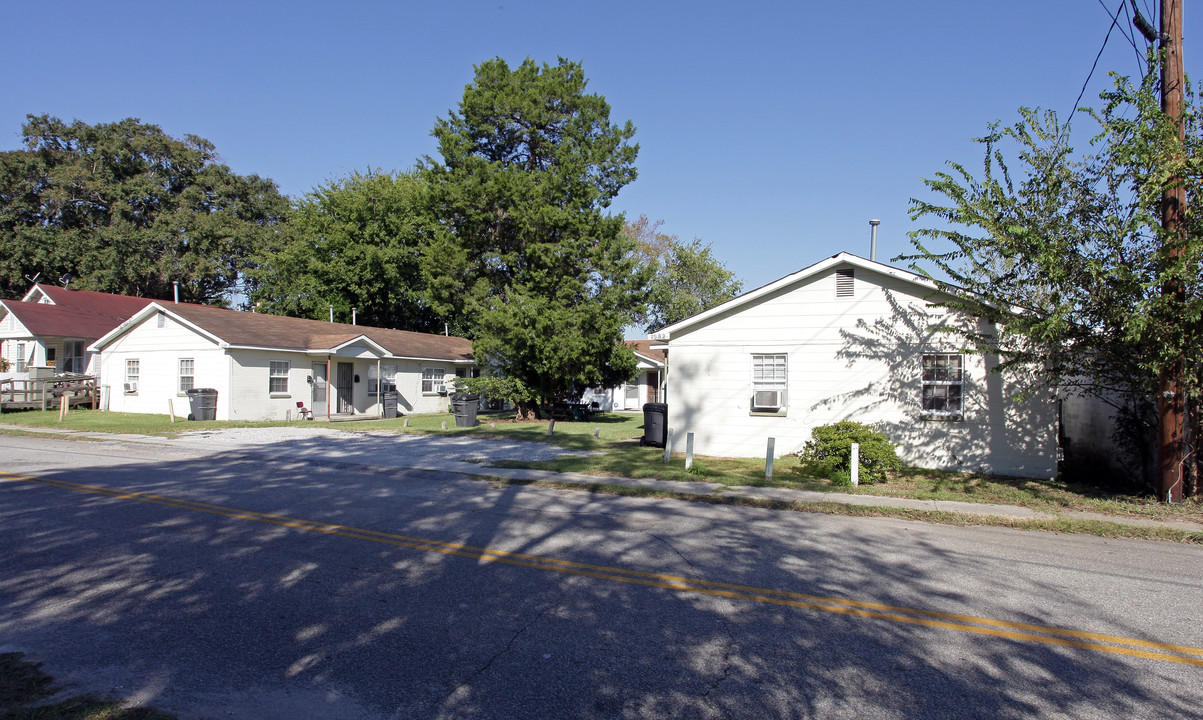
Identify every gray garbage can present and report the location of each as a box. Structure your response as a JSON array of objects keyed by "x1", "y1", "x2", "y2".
[
  {"x1": 186, "y1": 388, "x2": 218, "y2": 421},
  {"x1": 382, "y1": 391, "x2": 398, "y2": 419},
  {"x1": 451, "y1": 393, "x2": 480, "y2": 427},
  {"x1": 641, "y1": 402, "x2": 667, "y2": 447}
]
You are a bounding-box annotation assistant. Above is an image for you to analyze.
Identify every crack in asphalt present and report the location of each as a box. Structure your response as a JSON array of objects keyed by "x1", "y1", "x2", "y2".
[{"x1": 650, "y1": 533, "x2": 737, "y2": 708}]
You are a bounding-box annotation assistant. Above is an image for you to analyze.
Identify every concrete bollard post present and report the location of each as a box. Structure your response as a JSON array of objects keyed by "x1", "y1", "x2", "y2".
[
  {"x1": 168, "y1": 399, "x2": 175, "y2": 423},
  {"x1": 403, "y1": 417, "x2": 409, "y2": 427},
  {"x1": 663, "y1": 428, "x2": 673, "y2": 464},
  {"x1": 593, "y1": 427, "x2": 600, "y2": 439},
  {"x1": 441, "y1": 421, "x2": 447, "y2": 430},
  {"x1": 547, "y1": 419, "x2": 555, "y2": 436},
  {"x1": 685, "y1": 432, "x2": 695, "y2": 470},
  {"x1": 851, "y1": 442, "x2": 860, "y2": 487},
  {"x1": 765, "y1": 437, "x2": 775, "y2": 479}
]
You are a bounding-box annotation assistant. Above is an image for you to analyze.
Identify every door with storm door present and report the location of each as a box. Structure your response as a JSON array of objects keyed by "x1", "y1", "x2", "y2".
[{"x1": 336, "y1": 362, "x2": 354, "y2": 414}]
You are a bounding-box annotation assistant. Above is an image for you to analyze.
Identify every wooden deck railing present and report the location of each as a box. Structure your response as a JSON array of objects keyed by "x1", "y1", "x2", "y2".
[{"x1": 0, "y1": 375, "x2": 98, "y2": 412}]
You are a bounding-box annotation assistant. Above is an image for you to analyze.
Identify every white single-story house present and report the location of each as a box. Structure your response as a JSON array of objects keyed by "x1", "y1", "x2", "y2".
[
  {"x1": 649, "y1": 252, "x2": 1059, "y2": 479},
  {"x1": 91, "y1": 301, "x2": 475, "y2": 421},
  {"x1": 1, "y1": 284, "x2": 152, "y2": 382},
  {"x1": 578, "y1": 340, "x2": 666, "y2": 411}
]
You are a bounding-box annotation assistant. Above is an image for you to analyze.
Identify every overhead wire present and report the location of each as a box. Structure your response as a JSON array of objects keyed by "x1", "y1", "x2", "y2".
[{"x1": 1067, "y1": 1, "x2": 1127, "y2": 129}]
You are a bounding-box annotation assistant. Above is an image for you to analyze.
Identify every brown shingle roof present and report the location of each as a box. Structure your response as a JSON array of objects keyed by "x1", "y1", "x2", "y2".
[
  {"x1": 161, "y1": 303, "x2": 473, "y2": 362},
  {"x1": 625, "y1": 340, "x2": 666, "y2": 364}
]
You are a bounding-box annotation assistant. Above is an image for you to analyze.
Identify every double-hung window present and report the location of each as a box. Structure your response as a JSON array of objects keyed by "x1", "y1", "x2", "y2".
[
  {"x1": 422, "y1": 368, "x2": 445, "y2": 394},
  {"x1": 269, "y1": 361, "x2": 290, "y2": 394},
  {"x1": 178, "y1": 358, "x2": 195, "y2": 393},
  {"x1": 368, "y1": 364, "x2": 397, "y2": 396},
  {"x1": 751, "y1": 353, "x2": 787, "y2": 411},
  {"x1": 922, "y1": 353, "x2": 963, "y2": 414},
  {"x1": 125, "y1": 359, "x2": 140, "y2": 393}
]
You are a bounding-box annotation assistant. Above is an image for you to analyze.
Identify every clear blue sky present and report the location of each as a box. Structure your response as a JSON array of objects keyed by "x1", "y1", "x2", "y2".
[{"x1": 1, "y1": 1, "x2": 1189, "y2": 295}]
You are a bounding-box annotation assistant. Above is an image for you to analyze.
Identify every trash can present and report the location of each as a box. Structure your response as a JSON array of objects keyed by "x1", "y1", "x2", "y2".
[
  {"x1": 381, "y1": 391, "x2": 398, "y2": 419},
  {"x1": 186, "y1": 388, "x2": 218, "y2": 421},
  {"x1": 641, "y1": 402, "x2": 668, "y2": 447},
  {"x1": 451, "y1": 393, "x2": 480, "y2": 427}
]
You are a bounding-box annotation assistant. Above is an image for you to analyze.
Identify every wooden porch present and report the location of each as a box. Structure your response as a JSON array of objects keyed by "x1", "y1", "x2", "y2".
[{"x1": 0, "y1": 375, "x2": 98, "y2": 412}]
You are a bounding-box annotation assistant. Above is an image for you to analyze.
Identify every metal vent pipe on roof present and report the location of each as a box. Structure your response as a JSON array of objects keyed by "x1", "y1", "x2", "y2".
[
  {"x1": 173, "y1": 281, "x2": 179, "y2": 304},
  {"x1": 352, "y1": 308, "x2": 357, "y2": 325},
  {"x1": 869, "y1": 219, "x2": 880, "y2": 261},
  {"x1": 329, "y1": 305, "x2": 334, "y2": 323}
]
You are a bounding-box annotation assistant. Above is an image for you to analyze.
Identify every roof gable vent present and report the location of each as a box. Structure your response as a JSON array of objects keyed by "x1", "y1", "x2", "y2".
[{"x1": 835, "y1": 269, "x2": 854, "y2": 298}]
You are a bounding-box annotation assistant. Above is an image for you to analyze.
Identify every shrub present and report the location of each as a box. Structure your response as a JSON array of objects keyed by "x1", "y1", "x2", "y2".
[{"x1": 796, "y1": 421, "x2": 901, "y2": 483}]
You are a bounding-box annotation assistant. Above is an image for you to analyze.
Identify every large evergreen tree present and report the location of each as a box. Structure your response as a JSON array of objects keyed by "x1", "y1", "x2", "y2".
[
  {"x1": 250, "y1": 171, "x2": 440, "y2": 331},
  {"x1": 0, "y1": 115, "x2": 288, "y2": 303},
  {"x1": 421, "y1": 57, "x2": 649, "y2": 418}
]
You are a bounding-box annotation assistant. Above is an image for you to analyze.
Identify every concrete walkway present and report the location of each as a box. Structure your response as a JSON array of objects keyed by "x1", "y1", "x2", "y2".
[{"x1": 5, "y1": 423, "x2": 1202, "y2": 535}]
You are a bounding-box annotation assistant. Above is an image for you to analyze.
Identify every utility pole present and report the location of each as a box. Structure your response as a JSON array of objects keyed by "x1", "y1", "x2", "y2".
[{"x1": 1157, "y1": 0, "x2": 1186, "y2": 502}]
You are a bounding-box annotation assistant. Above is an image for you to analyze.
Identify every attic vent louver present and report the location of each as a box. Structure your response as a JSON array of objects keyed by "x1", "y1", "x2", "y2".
[{"x1": 836, "y1": 269, "x2": 854, "y2": 298}]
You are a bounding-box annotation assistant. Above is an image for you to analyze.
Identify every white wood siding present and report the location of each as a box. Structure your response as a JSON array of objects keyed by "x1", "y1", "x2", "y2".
[
  {"x1": 99, "y1": 313, "x2": 231, "y2": 419},
  {"x1": 666, "y1": 265, "x2": 1057, "y2": 478}
]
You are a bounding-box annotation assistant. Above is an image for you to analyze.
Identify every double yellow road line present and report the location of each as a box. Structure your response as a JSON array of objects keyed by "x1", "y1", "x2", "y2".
[{"x1": 5, "y1": 469, "x2": 1203, "y2": 667}]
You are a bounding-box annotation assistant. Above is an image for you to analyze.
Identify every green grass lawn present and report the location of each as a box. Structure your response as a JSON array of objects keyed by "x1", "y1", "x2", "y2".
[
  {"x1": 3, "y1": 406, "x2": 1200, "y2": 525},
  {"x1": 0, "y1": 652, "x2": 174, "y2": 719}
]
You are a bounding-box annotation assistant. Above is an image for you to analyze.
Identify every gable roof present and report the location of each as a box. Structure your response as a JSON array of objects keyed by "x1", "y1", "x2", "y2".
[
  {"x1": 94, "y1": 302, "x2": 474, "y2": 363},
  {"x1": 23, "y1": 284, "x2": 157, "y2": 318},
  {"x1": 1, "y1": 286, "x2": 155, "y2": 340},
  {"x1": 649, "y1": 252, "x2": 945, "y2": 341},
  {"x1": 624, "y1": 340, "x2": 666, "y2": 366}
]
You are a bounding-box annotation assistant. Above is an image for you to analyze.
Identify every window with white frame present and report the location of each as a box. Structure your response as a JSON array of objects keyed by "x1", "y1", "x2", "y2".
[
  {"x1": 15, "y1": 342, "x2": 27, "y2": 373},
  {"x1": 64, "y1": 340, "x2": 85, "y2": 374},
  {"x1": 751, "y1": 353, "x2": 787, "y2": 410},
  {"x1": 922, "y1": 353, "x2": 963, "y2": 413},
  {"x1": 178, "y1": 358, "x2": 195, "y2": 393},
  {"x1": 125, "y1": 359, "x2": 139, "y2": 392},
  {"x1": 368, "y1": 364, "x2": 397, "y2": 396},
  {"x1": 422, "y1": 367, "x2": 445, "y2": 394},
  {"x1": 269, "y1": 361, "x2": 290, "y2": 394}
]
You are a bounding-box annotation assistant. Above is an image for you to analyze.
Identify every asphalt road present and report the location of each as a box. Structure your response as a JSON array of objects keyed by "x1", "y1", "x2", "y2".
[{"x1": 1, "y1": 433, "x2": 1201, "y2": 719}]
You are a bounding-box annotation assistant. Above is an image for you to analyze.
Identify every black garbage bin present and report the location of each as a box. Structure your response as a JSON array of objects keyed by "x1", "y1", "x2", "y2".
[
  {"x1": 186, "y1": 388, "x2": 218, "y2": 421},
  {"x1": 451, "y1": 393, "x2": 480, "y2": 427},
  {"x1": 381, "y1": 391, "x2": 398, "y2": 419},
  {"x1": 641, "y1": 402, "x2": 668, "y2": 447}
]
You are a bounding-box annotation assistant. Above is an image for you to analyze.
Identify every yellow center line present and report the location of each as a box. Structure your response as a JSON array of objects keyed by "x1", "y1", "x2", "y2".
[{"x1": 5, "y1": 470, "x2": 1202, "y2": 667}]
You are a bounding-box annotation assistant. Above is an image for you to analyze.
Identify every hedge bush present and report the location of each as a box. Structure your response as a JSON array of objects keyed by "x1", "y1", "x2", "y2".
[{"x1": 796, "y1": 421, "x2": 901, "y2": 483}]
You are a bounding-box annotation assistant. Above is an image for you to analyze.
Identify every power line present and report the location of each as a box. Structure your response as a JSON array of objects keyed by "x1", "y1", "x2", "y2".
[{"x1": 1068, "y1": 1, "x2": 1126, "y2": 129}]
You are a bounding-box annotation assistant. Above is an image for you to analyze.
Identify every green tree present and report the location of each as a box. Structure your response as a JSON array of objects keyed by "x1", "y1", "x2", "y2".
[
  {"x1": 250, "y1": 170, "x2": 441, "y2": 331},
  {"x1": 903, "y1": 66, "x2": 1203, "y2": 496},
  {"x1": 421, "y1": 57, "x2": 648, "y2": 419},
  {"x1": 624, "y1": 214, "x2": 743, "y2": 332},
  {"x1": 0, "y1": 115, "x2": 287, "y2": 303}
]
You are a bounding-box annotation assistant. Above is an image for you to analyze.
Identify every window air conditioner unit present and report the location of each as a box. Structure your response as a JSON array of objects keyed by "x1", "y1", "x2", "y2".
[
  {"x1": 753, "y1": 390, "x2": 783, "y2": 410},
  {"x1": 435, "y1": 384, "x2": 447, "y2": 395},
  {"x1": 124, "y1": 382, "x2": 138, "y2": 393}
]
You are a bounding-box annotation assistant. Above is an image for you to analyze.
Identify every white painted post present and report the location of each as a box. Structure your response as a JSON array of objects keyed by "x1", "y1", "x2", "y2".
[
  {"x1": 168, "y1": 399, "x2": 175, "y2": 423},
  {"x1": 685, "y1": 432, "x2": 695, "y2": 470},
  {"x1": 765, "y1": 437, "x2": 775, "y2": 479},
  {"x1": 403, "y1": 417, "x2": 409, "y2": 428},
  {"x1": 441, "y1": 421, "x2": 447, "y2": 430},
  {"x1": 547, "y1": 419, "x2": 556, "y2": 435},
  {"x1": 58, "y1": 393, "x2": 68, "y2": 422},
  {"x1": 593, "y1": 427, "x2": 600, "y2": 439},
  {"x1": 850, "y1": 442, "x2": 860, "y2": 487},
  {"x1": 663, "y1": 428, "x2": 673, "y2": 464}
]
